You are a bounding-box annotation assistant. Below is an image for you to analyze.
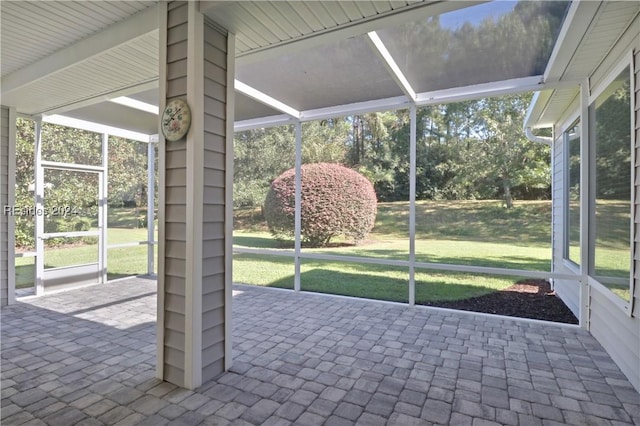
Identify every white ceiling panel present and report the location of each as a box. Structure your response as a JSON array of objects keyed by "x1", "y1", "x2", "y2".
[
  {"x1": 237, "y1": 35, "x2": 403, "y2": 111},
  {"x1": 0, "y1": 0, "x2": 156, "y2": 77},
  {"x1": 2, "y1": 32, "x2": 159, "y2": 116}
]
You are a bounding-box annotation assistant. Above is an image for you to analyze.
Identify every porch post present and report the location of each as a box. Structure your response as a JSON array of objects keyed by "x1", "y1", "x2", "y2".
[
  {"x1": 579, "y1": 80, "x2": 591, "y2": 329},
  {"x1": 157, "y1": 1, "x2": 233, "y2": 389},
  {"x1": 34, "y1": 119, "x2": 44, "y2": 296},
  {"x1": 147, "y1": 140, "x2": 156, "y2": 276},
  {"x1": 409, "y1": 105, "x2": 417, "y2": 306},
  {"x1": 294, "y1": 120, "x2": 302, "y2": 292}
]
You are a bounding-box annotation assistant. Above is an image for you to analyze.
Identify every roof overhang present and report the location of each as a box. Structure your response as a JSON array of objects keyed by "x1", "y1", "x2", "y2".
[{"x1": 525, "y1": 1, "x2": 640, "y2": 129}]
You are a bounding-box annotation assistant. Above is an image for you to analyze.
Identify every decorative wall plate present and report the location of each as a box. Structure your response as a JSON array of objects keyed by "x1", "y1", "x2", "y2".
[{"x1": 161, "y1": 98, "x2": 191, "y2": 142}]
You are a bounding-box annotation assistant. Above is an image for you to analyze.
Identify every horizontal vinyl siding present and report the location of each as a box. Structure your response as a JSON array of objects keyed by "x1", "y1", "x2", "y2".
[
  {"x1": 1, "y1": 106, "x2": 9, "y2": 307},
  {"x1": 201, "y1": 19, "x2": 227, "y2": 382},
  {"x1": 162, "y1": 0, "x2": 188, "y2": 386}
]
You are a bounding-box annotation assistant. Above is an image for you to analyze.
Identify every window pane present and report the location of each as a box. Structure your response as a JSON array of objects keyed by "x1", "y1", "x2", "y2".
[
  {"x1": 592, "y1": 66, "x2": 631, "y2": 301},
  {"x1": 566, "y1": 120, "x2": 580, "y2": 265}
]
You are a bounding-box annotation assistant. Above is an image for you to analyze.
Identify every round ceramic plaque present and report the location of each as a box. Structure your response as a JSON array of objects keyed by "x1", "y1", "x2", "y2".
[{"x1": 161, "y1": 98, "x2": 191, "y2": 142}]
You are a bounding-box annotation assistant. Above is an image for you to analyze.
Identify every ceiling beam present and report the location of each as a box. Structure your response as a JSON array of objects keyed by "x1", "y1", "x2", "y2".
[
  {"x1": 1, "y1": 4, "x2": 158, "y2": 96},
  {"x1": 42, "y1": 114, "x2": 152, "y2": 143},
  {"x1": 366, "y1": 31, "x2": 417, "y2": 102},
  {"x1": 235, "y1": 79, "x2": 300, "y2": 118},
  {"x1": 231, "y1": 1, "x2": 487, "y2": 66}
]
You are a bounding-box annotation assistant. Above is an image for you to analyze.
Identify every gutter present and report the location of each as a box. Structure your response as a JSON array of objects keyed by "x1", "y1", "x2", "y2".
[
  {"x1": 523, "y1": 91, "x2": 553, "y2": 146},
  {"x1": 524, "y1": 127, "x2": 552, "y2": 146}
]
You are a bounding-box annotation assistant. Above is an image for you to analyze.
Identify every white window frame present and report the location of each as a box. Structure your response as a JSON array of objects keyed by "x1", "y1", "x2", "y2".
[
  {"x1": 587, "y1": 54, "x2": 635, "y2": 316},
  {"x1": 562, "y1": 117, "x2": 581, "y2": 270}
]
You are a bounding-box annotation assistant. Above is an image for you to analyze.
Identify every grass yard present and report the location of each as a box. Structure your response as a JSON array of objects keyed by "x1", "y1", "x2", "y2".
[
  {"x1": 233, "y1": 199, "x2": 631, "y2": 303},
  {"x1": 15, "y1": 224, "x2": 157, "y2": 289}
]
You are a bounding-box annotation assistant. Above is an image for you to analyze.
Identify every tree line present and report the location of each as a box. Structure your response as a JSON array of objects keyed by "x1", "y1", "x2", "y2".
[{"x1": 234, "y1": 92, "x2": 552, "y2": 211}]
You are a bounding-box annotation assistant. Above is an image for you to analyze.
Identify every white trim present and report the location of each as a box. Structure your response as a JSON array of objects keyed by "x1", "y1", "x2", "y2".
[
  {"x1": 233, "y1": 247, "x2": 580, "y2": 281},
  {"x1": 234, "y1": 80, "x2": 300, "y2": 118},
  {"x1": 294, "y1": 121, "x2": 302, "y2": 292},
  {"x1": 367, "y1": 32, "x2": 416, "y2": 101},
  {"x1": 110, "y1": 97, "x2": 159, "y2": 115},
  {"x1": 233, "y1": 247, "x2": 296, "y2": 256},
  {"x1": 42, "y1": 115, "x2": 151, "y2": 143},
  {"x1": 15, "y1": 252, "x2": 36, "y2": 258},
  {"x1": 107, "y1": 241, "x2": 149, "y2": 249},
  {"x1": 408, "y1": 105, "x2": 416, "y2": 305},
  {"x1": 40, "y1": 161, "x2": 104, "y2": 173},
  {"x1": 234, "y1": 115, "x2": 296, "y2": 132},
  {"x1": 416, "y1": 76, "x2": 544, "y2": 106},
  {"x1": 543, "y1": 2, "x2": 601, "y2": 83},
  {"x1": 184, "y1": 1, "x2": 205, "y2": 390},
  {"x1": 7, "y1": 107, "x2": 17, "y2": 304},
  {"x1": 589, "y1": 276, "x2": 630, "y2": 313},
  {"x1": 42, "y1": 231, "x2": 100, "y2": 239},
  {"x1": 579, "y1": 80, "x2": 590, "y2": 329},
  {"x1": 588, "y1": 58, "x2": 632, "y2": 104},
  {"x1": 0, "y1": 5, "x2": 158, "y2": 95},
  {"x1": 300, "y1": 96, "x2": 410, "y2": 122},
  {"x1": 100, "y1": 134, "x2": 108, "y2": 285},
  {"x1": 147, "y1": 142, "x2": 156, "y2": 276},
  {"x1": 224, "y1": 33, "x2": 236, "y2": 372},
  {"x1": 628, "y1": 49, "x2": 636, "y2": 317},
  {"x1": 155, "y1": 0, "x2": 168, "y2": 382}
]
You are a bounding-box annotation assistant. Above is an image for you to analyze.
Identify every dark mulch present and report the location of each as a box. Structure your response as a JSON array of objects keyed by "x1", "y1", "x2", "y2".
[{"x1": 421, "y1": 279, "x2": 579, "y2": 324}]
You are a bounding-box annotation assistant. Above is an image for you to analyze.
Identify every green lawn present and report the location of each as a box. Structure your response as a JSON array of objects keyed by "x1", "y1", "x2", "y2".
[
  {"x1": 233, "y1": 200, "x2": 631, "y2": 303},
  {"x1": 15, "y1": 225, "x2": 157, "y2": 288}
]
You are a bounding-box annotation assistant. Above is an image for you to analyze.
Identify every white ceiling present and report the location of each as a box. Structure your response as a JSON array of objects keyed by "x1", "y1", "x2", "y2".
[{"x1": 1, "y1": 1, "x2": 638, "y2": 135}]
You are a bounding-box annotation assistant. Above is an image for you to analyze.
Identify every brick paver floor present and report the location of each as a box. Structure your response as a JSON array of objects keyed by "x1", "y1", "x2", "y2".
[{"x1": 2, "y1": 277, "x2": 639, "y2": 425}]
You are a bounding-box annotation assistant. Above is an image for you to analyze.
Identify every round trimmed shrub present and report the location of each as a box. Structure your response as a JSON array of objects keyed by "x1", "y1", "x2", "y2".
[{"x1": 264, "y1": 163, "x2": 377, "y2": 247}]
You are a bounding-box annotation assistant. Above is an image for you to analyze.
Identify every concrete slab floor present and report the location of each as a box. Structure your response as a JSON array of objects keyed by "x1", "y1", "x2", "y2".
[{"x1": 2, "y1": 277, "x2": 639, "y2": 425}]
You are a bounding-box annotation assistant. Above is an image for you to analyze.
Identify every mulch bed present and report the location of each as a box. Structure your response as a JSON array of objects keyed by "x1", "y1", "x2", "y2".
[{"x1": 420, "y1": 279, "x2": 579, "y2": 324}]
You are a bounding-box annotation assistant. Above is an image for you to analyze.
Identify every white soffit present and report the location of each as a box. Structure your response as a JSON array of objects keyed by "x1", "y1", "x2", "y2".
[
  {"x1": 0, "y1": 1, "x2": 157, "y2": 77},
  {"x1": 202, "y1": 1, "x2": 428, "y2": 56},
  {"x1": 527, "y1": 1, "x2": 640, "y2": 128}
]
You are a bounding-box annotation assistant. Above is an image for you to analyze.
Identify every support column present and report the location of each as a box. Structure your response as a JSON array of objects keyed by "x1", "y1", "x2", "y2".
[
  {"x1": 579, "y1": 80, "x2": 591, "y2": 329},
  {"x1": 147, "y1": 141, "x2": 156, "y2": 276},
  {"x1": 34, "y1": 119, "x2": 44, "y2": 296},
  {"x1": 294, "y1": 121, "x2": 302, "y2": 292},
  {"x1": 409, "y1": 105, "x2": 417, "y2": 306},
  {"x1": 157, "y1": 1, "x2": 233, "y2": 389},
  {"x1": 0, "y1": 106, "x2": 16, "y2": 306}
]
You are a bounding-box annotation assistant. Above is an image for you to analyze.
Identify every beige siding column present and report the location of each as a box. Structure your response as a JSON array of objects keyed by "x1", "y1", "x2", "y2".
[
  {"x1": 0, "y1": 106, "x2": 16, "y2": 307},
  {"x1": 157, "y1": 1, "x2": 233, "y2": 389}
]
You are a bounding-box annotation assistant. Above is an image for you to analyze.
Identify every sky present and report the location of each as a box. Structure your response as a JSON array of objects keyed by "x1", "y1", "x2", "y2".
[{"x1": 439, "y1": 1, "x2": 517, "y2": 30}]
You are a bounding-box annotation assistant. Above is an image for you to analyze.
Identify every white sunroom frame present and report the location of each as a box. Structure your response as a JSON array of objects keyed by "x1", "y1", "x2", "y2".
[
  {"x1": 230, "y1": 29, "x2": 583, "y2": 316},
  {"x1": 16, "y1": 110, "x2": 159, "y2": 296}
]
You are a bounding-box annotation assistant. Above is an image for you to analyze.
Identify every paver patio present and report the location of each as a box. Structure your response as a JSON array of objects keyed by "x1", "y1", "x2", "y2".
[{"x1": 1, "y1": 277, "x2": 639, "y2": 425}]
